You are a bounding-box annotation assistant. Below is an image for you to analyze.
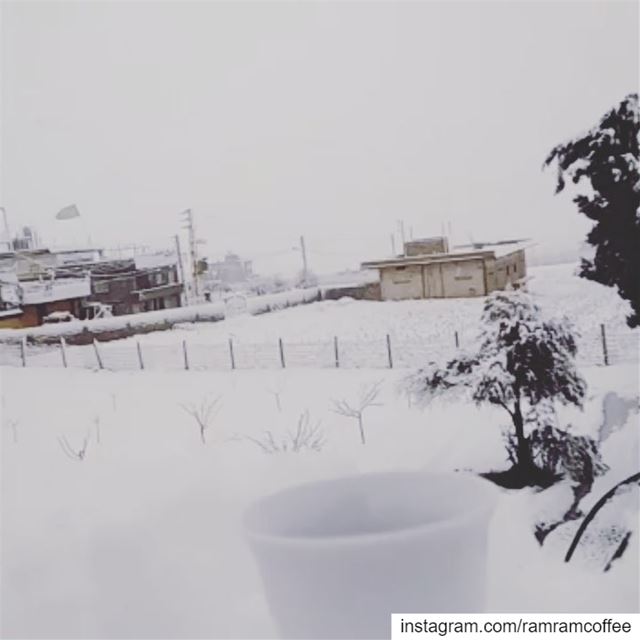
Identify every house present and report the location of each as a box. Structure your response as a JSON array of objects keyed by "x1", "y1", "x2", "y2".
[
  {"x1": 0, "y1": 247, "x2": 184, "y2": 327},
  {"x1": 89, "y1": 259, "x2": 183, "y2": 315},
  {"x1": 361, "y1": 237, "x2": 527, "y2": 301},
  {"x1": 0, "y1": 250, "x2": 94, "y2": 328},
  {"x1": 0, "y1": 273, "x2": 92, "y2": 329}
]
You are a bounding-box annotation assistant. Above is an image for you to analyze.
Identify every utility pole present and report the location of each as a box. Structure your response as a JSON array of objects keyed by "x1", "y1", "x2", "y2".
[
  {"x1": 0, "y1": 206, "x2": 11, "y2": 250},
  {"x1": 397, "y1": 220, "x2": 406, "y2": 256},
  {"x1": 174, "y1": 234, "x2": 188, "y2": 306},
  {"x1": 180, "y1": 209, "x2": 199, "y2": 300},
  {"x1": 390, "y1": 233, "x2": 396, "y2": 256},
  {"x1": 299, "y1": 235, "x2": 308, "y2": 284}
]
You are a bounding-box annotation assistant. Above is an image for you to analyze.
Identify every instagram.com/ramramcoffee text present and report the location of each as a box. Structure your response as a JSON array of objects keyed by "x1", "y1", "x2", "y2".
[{"x1": 391, "y1": 614, "x2": 638, "y2": 639}]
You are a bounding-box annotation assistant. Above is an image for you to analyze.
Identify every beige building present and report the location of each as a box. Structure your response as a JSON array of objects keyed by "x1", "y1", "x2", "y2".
[{"x1": 362, "y1": 239, "x2": 527, "y2": 301}]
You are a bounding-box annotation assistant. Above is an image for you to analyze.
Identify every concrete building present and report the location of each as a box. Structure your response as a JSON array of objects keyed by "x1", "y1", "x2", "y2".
[
  {"x1": 0, "y1": 247, "x2": 185, "y2": 327},
  {"x1": 90, "y1": 259, "x2": 183, "y2": 315},
  {"x1": 362, "y1": 238, "x2": 527, "y2": 301},
  {"x1": 0, "y1": 250, "x2": 93, "y2": 328},
  {"x1": 208, "y1": 253, "x2": 253, "y2": 286}
]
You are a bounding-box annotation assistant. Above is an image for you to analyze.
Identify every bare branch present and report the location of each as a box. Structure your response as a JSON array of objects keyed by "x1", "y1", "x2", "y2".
[
  {"x1": 331, "y1": 381, "x2": 384, "y2": 445},
  {"x1": 57, "y1": 433, "x2": 90, "y2": 461},
  {"x1": 180, "y1": 394, "x2": 223, "y2": 444},
  {"x1": 245, "y1": 411, "x2": 325, "y2": 454}
]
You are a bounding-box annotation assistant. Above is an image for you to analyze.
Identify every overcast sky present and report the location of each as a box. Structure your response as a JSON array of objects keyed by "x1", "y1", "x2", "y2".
[{"x1": 1, "y1": 0, "x2": 638, "y2": 275}]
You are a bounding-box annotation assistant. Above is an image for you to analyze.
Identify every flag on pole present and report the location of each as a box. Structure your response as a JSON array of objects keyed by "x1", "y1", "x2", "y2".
[{"x1": 55, "y1": 204, "x2": 80, "y2": 220}]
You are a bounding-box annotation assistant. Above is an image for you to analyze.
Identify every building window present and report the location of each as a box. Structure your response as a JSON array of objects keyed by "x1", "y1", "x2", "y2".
[
  {"x1": 513, "y1": 263, "x2": 517, "y2": 273},
  {"x1": 94, "y1": 281, "x2": 109, "y2": 294},
  {"x1": 395, "y1": 266, "x2": 407, "y2": 271},
  {"x1": 506, "y1": 266, "x2": 510, "y2": 276}
]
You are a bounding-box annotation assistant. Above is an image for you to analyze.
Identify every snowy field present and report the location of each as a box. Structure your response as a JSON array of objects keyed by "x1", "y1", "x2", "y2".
[
  {"x1": 1, "y1": 364, "x2": 639, "y2": 638},
  {"x1": 1, "y1": 262, "x2": 639, "y2": 638},
  {"x1": 128, "y1": 263, "x2": 637, "y2": 345}
]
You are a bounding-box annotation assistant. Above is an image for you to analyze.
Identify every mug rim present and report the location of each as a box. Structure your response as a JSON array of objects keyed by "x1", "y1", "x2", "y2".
[{"x1": 243, "y1": 470, "x2": 499, "y2": 548}]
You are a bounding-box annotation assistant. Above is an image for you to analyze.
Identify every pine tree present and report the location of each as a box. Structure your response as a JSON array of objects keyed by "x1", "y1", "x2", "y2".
[
  {"x1": 544, "y1": 94, "x2": 640, "y2": 327},
  {"x1": 407, "y1": 292, "x2": 587, "y2": 486}
]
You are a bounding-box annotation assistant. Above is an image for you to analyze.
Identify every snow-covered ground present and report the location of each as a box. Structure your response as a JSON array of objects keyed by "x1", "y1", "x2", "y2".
[
  {"x1": 1, "y1": 362, "x2": 638, "y2": 638},
  {"x1": 1, "y1": 262, "x2": 639, "y2": 638},
  {"x1": 130, "y1": 264, "x2": 636, "y2": 345},
  {"x1": 9, "y1": 263, "x2": 639, "y2": 370}
]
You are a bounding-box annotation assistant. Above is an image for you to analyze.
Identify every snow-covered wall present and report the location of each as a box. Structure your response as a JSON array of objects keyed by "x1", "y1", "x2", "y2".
[{"x1": 0, "y1": 287, "x2": 320, "y2": 346}]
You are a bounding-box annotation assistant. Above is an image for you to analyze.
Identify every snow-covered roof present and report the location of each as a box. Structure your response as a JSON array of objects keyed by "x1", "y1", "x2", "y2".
[
  {"x1": 487, "y1": 242, "x2": 530, "y2": 258},
  {"x1": 134, "y1": 252, "x2": 178, "y2": 270},
  {"x1": 0, "y1": 307, "x2": 22, "y2": 319},
  {"x1": 21, "y1": 277, "x2": 91, "y2": 304},
  {"x1": 362, "y1": 243, "x2": 528, "y2": 269}
]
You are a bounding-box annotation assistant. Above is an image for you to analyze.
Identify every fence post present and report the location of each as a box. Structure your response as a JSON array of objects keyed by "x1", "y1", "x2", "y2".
[
  {"x1": 279, "y1": 337, "x2": 286, "y2": 368},
  {"x1": 334, "y1": 336, "x2": 340, "y2": 368},
  {"x1": 136, "y1": 341, "x2": 145, "y2": 370},
  {"x1": 60, "y1": 337, "x2": 68, "y2": 368},
  {"x1": 386, "y1": 334, "x2": 393, "y2": 369},
  {"x1": 454, "y1": 331, "x2": 460, "y2": 349},
  {"x1": 182, "y1": 340, "x2": 190, "y2": 370},
  {"x1": 20, "y1": 337, "x2": 27, "y2": 367},
  {"x1": 228, "y1": 337, "x2": 236, "y2": 370},
  {"x1": 92, "y1": 339, "x2": 104, "y2": 369},
  {"x1": 600, "y1": 324, "x2": 609, "y2": 366}
]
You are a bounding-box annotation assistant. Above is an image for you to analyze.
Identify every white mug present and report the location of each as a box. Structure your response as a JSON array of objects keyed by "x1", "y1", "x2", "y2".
[{"x1": 244, "y1": 471, "x2": 499, "y2": 639}]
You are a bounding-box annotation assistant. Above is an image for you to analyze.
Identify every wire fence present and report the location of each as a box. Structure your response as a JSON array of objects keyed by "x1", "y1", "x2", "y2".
[{"x1": 0, "y1": 324, "x2": 637, "y2": 371}]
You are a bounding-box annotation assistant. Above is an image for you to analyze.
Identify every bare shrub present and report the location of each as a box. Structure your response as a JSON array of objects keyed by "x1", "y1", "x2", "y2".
[
  {"x1": 58, "y1": 433, "x2": 90, "y2": 461},
  {"x1": 267, "y1": 378, "x2": 286, "y2": 413},
  {"x1": 5, "y1": 418, "x2": 19, "y2": 444},
  {"x1": 331, "y1": 380, "x2": 383, "y2": 445},
  {"x1": 246, "y1": 410, "x2": 325, "y2": 454},
  {"x1": 180, "y1": 394, "x2": 222, "y2": 444}
]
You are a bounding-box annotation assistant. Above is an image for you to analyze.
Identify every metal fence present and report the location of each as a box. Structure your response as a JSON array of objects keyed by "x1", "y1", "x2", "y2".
[{"x1": 0, "y1": 324, "x2": 637, "y2": 371}]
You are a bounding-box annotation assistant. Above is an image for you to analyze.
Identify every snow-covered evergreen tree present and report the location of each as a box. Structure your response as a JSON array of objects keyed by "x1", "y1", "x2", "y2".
[
  {"x1": 407, "y1": 292, "x2": 589, "y2": 486},
  {"x1": 545, "y1": 93, "x2": 640, "y2": 327}
]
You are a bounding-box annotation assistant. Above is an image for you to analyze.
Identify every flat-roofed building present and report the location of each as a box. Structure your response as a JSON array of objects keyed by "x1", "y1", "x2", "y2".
[{"x1": 361, "y1": 240, "x2": 527, "y2": 301}]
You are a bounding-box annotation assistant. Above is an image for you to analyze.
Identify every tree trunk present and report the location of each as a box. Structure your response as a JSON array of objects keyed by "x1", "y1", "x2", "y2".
[
  {"x1": 357, "y1": 415, "x2": 366, "y2": 445},
  {"x1": 512, "y1": 399, "x2": 533, "y2": 470}
]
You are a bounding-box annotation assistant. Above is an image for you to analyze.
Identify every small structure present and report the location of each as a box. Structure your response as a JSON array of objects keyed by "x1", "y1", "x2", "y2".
[
  {"x1": 362, "y1": 237, "x2": 527, "y2": 301},
  {"x1": 208, "y1": 253, "x2": 253, "y2": 286},
  {"x1": 0, "y1": 276, "x2": 92, "y2": 328},
  {"x1": 404, "y1": 236, "x2": 449, "y2": 256},
  {"x1": 0, "y1": 250, "x2": 93, "y2": 328},
  {"x1": 0, "y1": 256, "x2": 22, "y2": 328},
  {"x1": 55, "y1": 247, "x2": 104, "y2": 266},
  {"x1": 15, "y1": 249, "x2": 58, "y2": 280}
]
